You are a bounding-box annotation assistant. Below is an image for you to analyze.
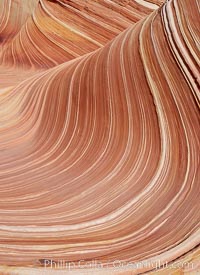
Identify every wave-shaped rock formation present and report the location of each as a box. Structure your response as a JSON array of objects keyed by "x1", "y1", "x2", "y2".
[
  {"x1": 0, "y1": 0, "x2": 162, "y2": 69},
  {"x1": 0, "y1": 0, "x2": 199, "y2": 274},
  {"x1": 0, "y1": 0, "x2": 161, "y2": 89}
]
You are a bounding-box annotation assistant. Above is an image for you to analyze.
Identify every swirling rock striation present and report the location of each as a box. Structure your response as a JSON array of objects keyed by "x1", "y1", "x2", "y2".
[
  {"x1": 0, "y1": 0, "x2": 161, "y2": 69},
  {"x1": 0, "y1": 0, "x2": 199, "y2": 274}
]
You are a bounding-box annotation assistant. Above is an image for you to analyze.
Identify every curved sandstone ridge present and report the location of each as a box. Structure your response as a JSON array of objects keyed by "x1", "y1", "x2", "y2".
[
  {"x1": 0, "y1": 0, "x2": 163, "y2": 89},
  {"x1": 0, "y1": 0, "x2": 200, "y2": 274},
  {"x1": 0, "y1": 0, "x2": 162, "y2": 69}
]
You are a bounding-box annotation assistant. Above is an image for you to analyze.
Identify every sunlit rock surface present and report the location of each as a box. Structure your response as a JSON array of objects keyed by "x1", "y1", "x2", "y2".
[{"x1": 0, "y1": 0, "x2": 199, "y2": 274}]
